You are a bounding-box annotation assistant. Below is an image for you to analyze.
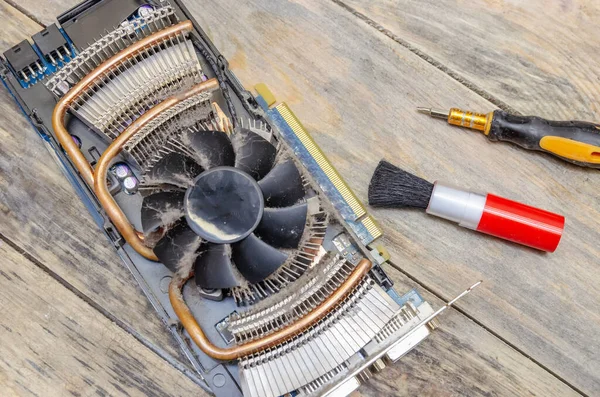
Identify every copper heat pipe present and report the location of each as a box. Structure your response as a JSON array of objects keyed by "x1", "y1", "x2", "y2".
[
  {"x1": 93, "y1": 78, "x2": 219, "y2": 260},
  {"x1": 169, "y1": 258, "x2": 373, "y2": 361},
  {"x1": 51, "y1": 20, "x2": 195, "y2": 187}
]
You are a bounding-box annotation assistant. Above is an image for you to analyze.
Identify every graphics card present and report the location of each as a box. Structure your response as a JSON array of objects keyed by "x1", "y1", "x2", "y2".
[{"x1": 1, "y1": 1, "x2": 448, "y2": 396}]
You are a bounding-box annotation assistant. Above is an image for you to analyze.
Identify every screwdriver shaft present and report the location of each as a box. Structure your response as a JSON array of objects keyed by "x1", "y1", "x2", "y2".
[{"x1": 417, "y1": 107, "x2": 450, "y2": 119}]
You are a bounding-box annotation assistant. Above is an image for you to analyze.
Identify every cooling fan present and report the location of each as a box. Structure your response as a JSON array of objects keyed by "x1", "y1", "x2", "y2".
[{"x1": 140, "y1": 127, "x2": 315, "y2": 298}]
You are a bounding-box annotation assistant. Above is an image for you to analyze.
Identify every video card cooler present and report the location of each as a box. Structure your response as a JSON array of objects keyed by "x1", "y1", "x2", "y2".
[{"x1": 0, "y1": 1, "x2": 470, "y2": 396}]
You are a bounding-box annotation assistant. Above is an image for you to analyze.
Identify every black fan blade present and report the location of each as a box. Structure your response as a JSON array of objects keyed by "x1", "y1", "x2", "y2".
[
  {"x1": 153, "y1": 222, "x2": 203, "y2": 273},
  {"x1": 254, "y1": 203, "x2": 307, "y2": 249},
  {"x1": 233, "y1": 128, "x2": 277, "y2": 180},
  {"x1": 147, "y1": 152, "x2": 203, "y2": 187},
  {"x1": 194, "y1": 244, "x2": 241, "y2": 289},
  {"x1": 185, "y1": 130, "x2": 235, "y2": 168},
  {"x1": 232, "y1": 234, "x2": 288, "y2": 283},
  {"x1": 258, "y1": 160, "x2": 305, "y2": 207},
  {"x1": 141, "y1": 191, "x2": 185, "y2": 234}
]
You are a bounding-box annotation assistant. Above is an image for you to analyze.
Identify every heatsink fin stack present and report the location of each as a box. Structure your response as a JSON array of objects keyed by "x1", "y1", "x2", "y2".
[
  {"x1": 238, "y1": 277, "x2": 401, "y2": 397},
  {"x1": 47, "y1": 6, "x2": 204, "y2": 141}
]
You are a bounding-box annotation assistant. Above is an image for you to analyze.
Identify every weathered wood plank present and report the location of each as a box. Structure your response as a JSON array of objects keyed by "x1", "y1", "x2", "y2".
[
  {"x1": 182, "y1": 0, "x2": 600, "y2": 394},
  {"x1": 0, "y1": 0, "x2": 187, "y2": 364},
  {"x1": 2, "y1": 0, "x2": 597, "y2": 394},
  {"x1": 0, "y1": 241, "x2": 208, "y2": 397},
  {"x1": 4, "y1": 0, "x2": 66, "y2": 26},
  {"x1": 337, "y1": 0, "x2": 600, "y2": 121},
  {"x1": 0, "y1": 1, "x2": 41, "y2": 47}
]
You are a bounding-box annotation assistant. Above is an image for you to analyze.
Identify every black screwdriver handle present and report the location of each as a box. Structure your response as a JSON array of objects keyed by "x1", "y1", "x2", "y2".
[{"x1": 488, "y1": 110, "x2": 600, "y2": 167}]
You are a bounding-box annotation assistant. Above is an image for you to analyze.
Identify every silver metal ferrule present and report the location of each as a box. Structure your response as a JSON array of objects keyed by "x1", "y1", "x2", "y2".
[{"x1": 426, "y1": 182, "x2": 486, "y2": 229}]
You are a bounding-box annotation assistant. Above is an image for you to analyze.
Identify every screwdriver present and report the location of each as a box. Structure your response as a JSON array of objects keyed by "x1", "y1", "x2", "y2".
[{"x1": 418, "y1": 107, "x2": 600, "y2": 168}]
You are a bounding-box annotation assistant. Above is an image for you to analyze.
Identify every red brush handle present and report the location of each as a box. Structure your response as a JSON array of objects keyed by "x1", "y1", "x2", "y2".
[{"x1": 476, "y1": 194, "x2": 565, "y2": 252}]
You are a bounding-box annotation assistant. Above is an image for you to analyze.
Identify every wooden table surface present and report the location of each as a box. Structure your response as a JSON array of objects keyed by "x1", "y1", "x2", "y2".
[{"x1": 0, "y1": 0, "x2": 598, "y2": 396}]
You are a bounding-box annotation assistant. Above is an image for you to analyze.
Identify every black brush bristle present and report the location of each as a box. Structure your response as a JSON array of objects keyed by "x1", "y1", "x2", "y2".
[{"x1": 368, "y1": 160, "x2": 433, "y2": 209}]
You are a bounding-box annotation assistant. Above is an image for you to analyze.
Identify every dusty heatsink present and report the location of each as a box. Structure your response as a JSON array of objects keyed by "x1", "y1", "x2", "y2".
[
  {"x1": 38, "y1": 4, "x2": 448, "y2": 397},
  {"x1": 47, "y1": 6, "x2": 204, "y2": 141},
  {"x1": 131, "y1": 97, "x2": 329, "y2": 305}
]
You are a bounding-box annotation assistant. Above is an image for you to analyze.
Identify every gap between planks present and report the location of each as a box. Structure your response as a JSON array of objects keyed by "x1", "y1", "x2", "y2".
[
  {"x1": 0, "y1": 231, "x2": 210, "y2": 394},
  {"x1": 4, "y1": 0, "x2": 45, "y2": 28},
  {"x1": 384, "y1": 259, "x2": 587, "y2": 397},
  {"x1": 329, "y1": 0, "x2": 520, "y2": 115}
]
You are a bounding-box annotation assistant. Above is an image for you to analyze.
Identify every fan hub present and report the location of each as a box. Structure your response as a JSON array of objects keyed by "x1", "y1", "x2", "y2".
[{"x1": 184, "y1": 167, "x2": 264, "y2": 244}]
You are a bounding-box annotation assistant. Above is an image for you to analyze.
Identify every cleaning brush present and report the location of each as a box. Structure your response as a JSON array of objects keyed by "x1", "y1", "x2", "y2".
[{"x1": 368, "y1": 160, "x2": 565, "y2": 252}]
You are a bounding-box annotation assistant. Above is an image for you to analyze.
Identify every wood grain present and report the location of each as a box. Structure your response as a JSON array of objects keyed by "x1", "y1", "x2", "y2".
[
  {"x1": 0, "y1": 0, "x2": 187, "y2": 364},
  {"x1": 0, "y1": 241, "x2": 208, "y2": 397},
  {"x1": 0, "y1": 2, "x2": 41, "y2": 47},
  {"x1": 4, "y1": 0, "x2": 65, "y2": 26},
  {"x1": 1, "y1": 0, "x2": 597, "y2": 395},
  {"x1": 338, "y1": 0, "x2": 600, "y2": 121},
  {"x1": 181, "y1": 0, "x2": 600, "y2": 394}
]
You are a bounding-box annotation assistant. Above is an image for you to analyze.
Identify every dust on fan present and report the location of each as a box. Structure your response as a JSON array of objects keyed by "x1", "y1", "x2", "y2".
[{"x1": 139, "y1": 125, "x2": 327, "y2": 304}]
